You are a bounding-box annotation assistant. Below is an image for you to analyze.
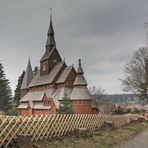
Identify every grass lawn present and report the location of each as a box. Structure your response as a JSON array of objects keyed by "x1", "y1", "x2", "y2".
[{"x1": 33, "y1": 122, "x2": 148, "y2": 148}]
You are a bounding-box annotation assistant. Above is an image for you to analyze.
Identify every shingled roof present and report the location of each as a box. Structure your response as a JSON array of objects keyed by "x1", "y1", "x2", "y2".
[
  {"x1": 20, "y1": 90, "x2": 50, "y2": 102},
  {"x1": 19, "y1": 87, "x2": 72, "y2": 108},
  {"x1": 51, "y1": 88, "x2": 72, "y2": 107},
  {"x1": 70, "y1": 87, "x2": 91, "y2": 100},
  {"x1": 40, "y1": 46, "x2": 62, "y2": 62},
  {"x1": 56, "y1": 66, "x2": 74, "y2": 83},
  {"x1": 73, "y1": 75, "x2": 87, "y2": 86},
  {"x1": 70, "y1": 59, "x2": 91, "y2": 100},
  {"x1": 73, "y1": 59, "x2": 87, "y2": 86},
  {"x1": 29, "y1": 61, "x2": 66, "y2": 87},
  {"x1": 17, "y1": 103, "x2": 28, "y2": 109},
  {"x1": 21, "y1": 59, "x2": 34, "y2": 89}
]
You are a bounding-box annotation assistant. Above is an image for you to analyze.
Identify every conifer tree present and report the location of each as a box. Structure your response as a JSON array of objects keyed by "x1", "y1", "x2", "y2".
[
  {"x1": 13, "y1": 71, "x2": 25, "y2": 107},
  {"x1": 58, "y1": 96, "x2": 73, "y2": 114},
  {"x1": 33, "y1": 66, "x2": 39, "y2": 76},
  {"x1": 0, "y1": 62, "x2": 12, "y2": 113}
]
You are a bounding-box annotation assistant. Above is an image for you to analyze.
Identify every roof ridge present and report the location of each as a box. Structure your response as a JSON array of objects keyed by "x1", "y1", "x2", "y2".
[{"x1": 65, "y1": 65, "x2": 73, "y2": 68}]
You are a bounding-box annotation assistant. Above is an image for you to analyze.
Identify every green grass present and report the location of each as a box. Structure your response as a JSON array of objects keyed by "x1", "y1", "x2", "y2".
[{"x1": 33, "y1": 122, "x2": 148, "y2": 148}]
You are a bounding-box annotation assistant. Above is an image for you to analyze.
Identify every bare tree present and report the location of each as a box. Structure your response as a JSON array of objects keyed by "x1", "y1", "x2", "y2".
[
  {"x1": 89, "y1": 86, "x2": 105, "y2": 98},
  {"x1": 121, "y1": 47, "x2": 148, "y2": 102},
  {"x1": 90, "y1": 86, "x2": 114, "y2": 113},
  {"x1": 89, "y1": 86, "x2": 105, "y2": 105}
]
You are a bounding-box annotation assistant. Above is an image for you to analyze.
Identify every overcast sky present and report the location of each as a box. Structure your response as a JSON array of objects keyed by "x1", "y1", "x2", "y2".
[{"x1": 0, "y1": 0, "x2": 148, "y2": 94}]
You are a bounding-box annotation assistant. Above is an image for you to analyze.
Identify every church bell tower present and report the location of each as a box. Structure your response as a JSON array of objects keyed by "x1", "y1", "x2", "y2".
[{"x1": 40, "y1": 8, "x2": 62, "y2": 76}]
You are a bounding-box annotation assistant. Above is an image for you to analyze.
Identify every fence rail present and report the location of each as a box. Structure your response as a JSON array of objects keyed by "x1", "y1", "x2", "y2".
[{"x1": 0, "y1": 114, "x2": 139, "y2": 147}]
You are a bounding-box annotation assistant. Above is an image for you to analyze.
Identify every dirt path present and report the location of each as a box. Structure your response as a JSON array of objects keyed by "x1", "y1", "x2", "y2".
[{"x1": 116, "y1": 127, "x2": 148, "y2": 148}]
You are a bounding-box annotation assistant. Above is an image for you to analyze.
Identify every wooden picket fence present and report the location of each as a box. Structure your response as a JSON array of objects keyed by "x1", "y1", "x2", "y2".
[{"x1": 0, "y1": 114, "x2": 136, "y2": 147}]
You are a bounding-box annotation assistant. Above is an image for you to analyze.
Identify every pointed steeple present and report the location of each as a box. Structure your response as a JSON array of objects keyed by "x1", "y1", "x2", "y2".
[
  {"x1": 46, "y1": 8, "x2": 56, "y2": 51},
  {"x1": 77, "y1": 59, "x2": 84, "y2": 74},
  {"x1": 40, "y1": 9, "x2": 62, "y2": 75},
  {"x1": 70, "y1": 59, "x2": 91, "y2": 100},
  {"x1": 48, "y1": 8, "x2": 54, "y2": 35},
  {"x1": 21, "y1": 58, "x2": 34, "y2": 89},
  {"x1": 73, "y1": 59, "x2": 87, "y2": 86}
]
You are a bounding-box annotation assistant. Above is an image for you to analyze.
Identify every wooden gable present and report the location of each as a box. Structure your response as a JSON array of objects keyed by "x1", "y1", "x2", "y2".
[{"x1": 40, "y1": 47, "x2": 62, "y2": 76}]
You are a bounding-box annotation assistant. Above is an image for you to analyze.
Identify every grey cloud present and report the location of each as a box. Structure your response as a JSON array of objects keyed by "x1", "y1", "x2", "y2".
[
  {"x1": 60, "y1": 0, "x2": 148, "y2": 37},
  {"x1": 0, "y1": 0, "x2": 148, "y2": 94}
]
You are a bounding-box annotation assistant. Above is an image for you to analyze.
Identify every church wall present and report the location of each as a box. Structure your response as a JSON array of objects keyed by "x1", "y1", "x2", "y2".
[
  {"x1": 56, "y1": 81, "x2": 72, "y2": 88},
  {"x1": 42, "y1": 93, "x2": 57, "y2": 114},
  {"x1": 40, "y1": 60, "x2": 49, "y2": 76},
  {"x1": 19, "y1": 100, "x2": 93, "y2": 116},
  {"x1": 53, "y1": 63, "x2": 66, "y2": 83},
  {"x1": 32, "y1": 107, "x2": 57, "y2": 115},
  {"x1": 56, "y1": 70, "x2": 77, "y2": 88},
  {"x1": 65, "y1": 71, "x2": 77, "y2": 87},
  {"x1": 71, "y1": 100, "x2": 92, "y2": 114},
  {"x1": 19, "y1": 92, "x2": 57, "y2": 116},
  {"x1": 65, "y1": 81, "x2": 74, "y2": 87},
  {"x1": 51, "y1": 106, "x2": 57, "y2": 113},
  {"x1": 20, "y1": 108, "x2": 56, "y2": 116},
  {"x1": 32, "y1": 109, "x2": 50, "y2": 115},
  {"x1": 49, "y1": 100, "x2": 57, "y2": 114},
  {"x1": 20, "y1": 109, "x2": 30, "y2": 116},
  {"x1": 47, "y1": 49, "x2": 62, "y2": 71},
  {"x1": 51, "y1": 84, "x2": 56, "y2": 89},
  {"x1": 56, "y1": 83, "x2": 65, "y2": 88}
]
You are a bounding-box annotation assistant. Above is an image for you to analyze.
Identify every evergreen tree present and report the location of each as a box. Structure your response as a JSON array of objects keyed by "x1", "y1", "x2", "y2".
[
  {"x1": 58, "y1": 96, "x2": 73, "y2": 114},
  {"x1": 0, "y1": 62, "x2": 12, "y2": 113},
  {"x1": 33, "y1": 66, "x2": 39, "y2": 76},
  {"x1": 13, "y1": 71, "x2": 25, "y2": 107}
]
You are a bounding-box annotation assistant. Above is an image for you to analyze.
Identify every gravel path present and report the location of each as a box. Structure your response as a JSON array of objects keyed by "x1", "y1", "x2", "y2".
[{"x1": 116, "y1": 127, "x2": 148, "y2": 148}]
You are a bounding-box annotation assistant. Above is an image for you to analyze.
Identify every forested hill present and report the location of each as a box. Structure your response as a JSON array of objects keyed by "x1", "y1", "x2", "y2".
[{"x1": 104, "y1": 94, "x2": 143, "y2": 104}]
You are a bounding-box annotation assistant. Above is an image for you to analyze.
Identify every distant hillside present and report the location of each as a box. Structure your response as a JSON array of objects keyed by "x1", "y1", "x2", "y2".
[{"x1": 104, "y1": 94, "x2": 143, "y2": 104}]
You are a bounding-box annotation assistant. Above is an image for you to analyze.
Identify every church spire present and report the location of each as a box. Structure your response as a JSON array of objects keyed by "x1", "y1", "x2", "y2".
[
  {"x1": 48, "y1": 8, "x2": 54, "y2": 35},
  {"x1": 73, "y1": 59, "x2": 87, "y2": 86},
  {"x1": 46, "y1": 8, "x2": 56, "y2": 51},
  {"x1": 70, "y1": 59, "x2": 91, "y2": 101},
  {"x1": 21, "y1": 58, "x2": 34, "y2": 89},
  {"x1": 77, "y1": 59, "x2": 84, "y2": 74},
  {"x1": 40, "y1": 9, "x2": 62, "y2": 75}
]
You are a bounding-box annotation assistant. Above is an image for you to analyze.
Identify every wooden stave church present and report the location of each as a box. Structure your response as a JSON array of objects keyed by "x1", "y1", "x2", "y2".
[{"x1": 18, "y1": 13, "x2": 98, "y2": 115}]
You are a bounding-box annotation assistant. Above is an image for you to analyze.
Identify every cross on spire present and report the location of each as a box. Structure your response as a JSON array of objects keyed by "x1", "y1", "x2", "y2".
[
  {"x1": 46, "y1": 8, "x2": 56, "y2": 50},
  {"x1": 50, "y1": 8, "x2": 52, "y2": 17},
  {"x1": 79, "y1": 58, "x2": 81, "y2": 65}
]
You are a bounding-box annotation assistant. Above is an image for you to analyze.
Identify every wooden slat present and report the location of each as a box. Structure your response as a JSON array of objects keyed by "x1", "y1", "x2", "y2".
[{"x1": 0, "y1": 114, "x2": 139, "y2": 147}]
